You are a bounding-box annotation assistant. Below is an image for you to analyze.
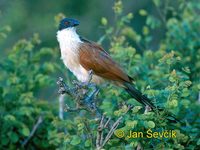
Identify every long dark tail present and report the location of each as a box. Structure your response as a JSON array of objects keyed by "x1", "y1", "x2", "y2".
[
  {"x1": 124, "y1": 82, "x2": 180, "y2": 123},
  {"x1": 124, "y1": 82, "x2": 156, "y2": 110}
]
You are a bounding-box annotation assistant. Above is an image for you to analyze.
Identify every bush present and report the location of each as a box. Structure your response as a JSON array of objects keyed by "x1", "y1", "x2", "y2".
[
  {"x1": 0, "y1": 34, "x2": 59, "y2": 149},
  {"x1": 0, "y1": 0, "x2": 200, "y2": 149}
]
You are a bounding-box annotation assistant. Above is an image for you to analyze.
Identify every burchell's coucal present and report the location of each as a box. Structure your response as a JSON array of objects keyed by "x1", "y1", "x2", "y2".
[{"x1": 57, "y1": 18, "x2": 156, "y2": 110}]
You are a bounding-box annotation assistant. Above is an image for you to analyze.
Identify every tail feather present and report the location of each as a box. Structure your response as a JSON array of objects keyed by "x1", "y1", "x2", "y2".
[
  {"x1": 124, "y1": 82, "x2": 181, "y2": 123},
  {"x1": 124, "y1": 82, "x2": 156, "y2": 110}
]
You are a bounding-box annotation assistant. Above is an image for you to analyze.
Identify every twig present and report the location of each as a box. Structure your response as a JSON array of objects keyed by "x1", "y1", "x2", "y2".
[
  {"x1": 102, "y1": 116, "x2": 122, "y2": 147},
  {"x1": 22, "y1": 116, "x2": 43, "y2": 147},
  {"x1": 136, "y1": 142, "x2": 143, "y2": 150},
  {"x1": 96, "y1": 115, "x2": 105, "y2": 149},
  {"x1": 59, "y1": 94, "x2": 65, "y2": 120},
  {"x1": 83, "y1": 120, "x2": 95, "y2": 149},
  {"x1": 96, "y1": 105, "x2": 132, "y2": 149},
  {"x1": 153, "y1": 1, "x2": 166, "y2": 25},
  {"x1": 104, "y1": 118, "x2": 111, "y2": 128},
  {"x1": 144, "y1": 105, "x2": 152, "y2": 114},
  {"x1": 136, "y1": 105, "x2": 151, "y2": 149}
]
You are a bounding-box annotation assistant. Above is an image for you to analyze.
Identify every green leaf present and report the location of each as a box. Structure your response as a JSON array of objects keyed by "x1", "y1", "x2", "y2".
[
  {"x1": 147, "y1": 121, "x2": 155, "y2": 128},
  {"x1": 84, "y1": 139, "x2": 91, "y2": 147},
  {"x1": 126, "y1": 120, "x2": 138, "y2": 128},
  {"x1": 153, "y1": 0, "x2": 160, "y2": 6},
  {"x1": 77, "y1": 123, "x2": 84, "y2": 130},
  {"x1": 2, "y1": 136, "x2": 9, "y2": 145},
  {"x1": 197, "y1": 139, "x2": 200, "y2": 145},
  {"x1": 167, "y1": 99, "x2": 178, "y2": 108},
  {"x1": 131, "y1": 106, "x2": 142, "y2": 113},
  {"x1": 22, "y1": 127, "x2": 30, "y2": 136},
  {"x1": 70, "y1": 135, "x2": 81, "y2": 146},
  {"x1": 9, "y1": 132, "x2": 19, "y2": 143},
  {"x1": 142, "y1": 26, "x2": 149, "y2": 35},
  {"x1": 181, "y1": 88, "x2": 190, "y2": 97},
  {"x1": 139, "y1": 9, "x2": 147, "y2": 16},
  {"x1": 4, "y1": 114, "x2": 16, "y2": 121},
  {"x1": 101, "y1": 17, "x2": 108, "y2": 26}
]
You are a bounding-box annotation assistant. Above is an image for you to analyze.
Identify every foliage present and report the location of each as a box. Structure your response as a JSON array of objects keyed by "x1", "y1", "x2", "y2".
[
  {"x1": 0, "y1": 25, "x2": 11, "y2": 40},
  {"x1": 0, "y1": 0, "x2": 200, "y2": 149},
  {"x1": 96, "y1": 1, "x2": 200, "y2": 149},
  {"x1": 0, "y1": 34, "x2": 59, "y2": 149}
]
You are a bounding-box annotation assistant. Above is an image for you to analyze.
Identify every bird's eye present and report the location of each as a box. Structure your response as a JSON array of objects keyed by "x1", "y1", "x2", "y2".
[{"x1": 64, "y1": 22, "x2": 69, "y2": 26}]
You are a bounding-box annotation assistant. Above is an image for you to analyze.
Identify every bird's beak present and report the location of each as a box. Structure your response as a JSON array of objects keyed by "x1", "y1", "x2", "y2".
[{"x1": 73, "y1": 20, "x2": 80, "y2": 26}]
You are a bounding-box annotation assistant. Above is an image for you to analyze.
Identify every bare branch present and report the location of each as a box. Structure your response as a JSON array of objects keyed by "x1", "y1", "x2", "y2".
[
  {"x1": 144, "y1": 105, "x2": 152, "y2": 114},
  {"x1": 104, "y1": 118, "x2": 111, "y2": 128},
  {"x1": 22, "y1": 116, "x2": 43, "y2": 147},
  {"x1": 57, "y1": 77, "x2": 100, "y2": 115},
  {"x1": 136, "y1": 142, "x2": 143, "y2": 150},
  {"x1": 96, "y1": 105, "x2": 132, "y2": 149},
  {"x1": 102, "y1": 116, "x2": 122, "y2": 147},
  {"x1": 59, "y1": 94, "x2": 65, "y2": 120}
]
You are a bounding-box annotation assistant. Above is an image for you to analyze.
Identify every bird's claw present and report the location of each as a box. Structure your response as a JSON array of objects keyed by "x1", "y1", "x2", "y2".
[
  {"x1": 72, "y1": 80, "x2": 89, "y2": 89},
  {"x1": 71, "y1": 70, "x2": 94, "y2": 89}
]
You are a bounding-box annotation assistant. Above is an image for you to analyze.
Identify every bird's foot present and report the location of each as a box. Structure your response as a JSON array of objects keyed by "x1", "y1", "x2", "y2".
[{"x1": 72, "y1": 70, "x2": 94, "y2": 89}]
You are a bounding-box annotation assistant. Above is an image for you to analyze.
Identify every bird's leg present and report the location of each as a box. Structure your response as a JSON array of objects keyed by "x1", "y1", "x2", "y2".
[
  {"x1": 87, "y1": 70, "x2": 93, "y2": 84},
  {"x1": 73, "y1": 70, "x2": 100, "y2": 114},
  {"x1": 72, "y1": 70, "x2": 94, "y2": 89},
  {"x1": 83, "y1": 87, "x2": 100, "y2": 113},
  {"x1": 82, "y1": 70, "x2": 101, "y2": 114}
]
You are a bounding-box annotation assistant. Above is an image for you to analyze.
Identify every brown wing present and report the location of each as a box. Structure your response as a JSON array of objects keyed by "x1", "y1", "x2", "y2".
[{"x1": 79, "y1": 42, "x2": 131, "y2": 83}]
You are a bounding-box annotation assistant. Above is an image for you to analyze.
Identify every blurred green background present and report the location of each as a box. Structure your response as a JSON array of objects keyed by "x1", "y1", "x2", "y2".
[
  {"x1": 0, "y1": 0, "x2": 164, "y2": 50},
  {"x1": 0, "y1": 0, "x2": 200, "y2": 149}
]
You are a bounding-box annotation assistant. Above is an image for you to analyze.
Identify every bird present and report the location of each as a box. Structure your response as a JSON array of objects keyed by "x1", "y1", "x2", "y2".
[{"x1": 56, "y1": 18, "x2": 156, "y2": 110}]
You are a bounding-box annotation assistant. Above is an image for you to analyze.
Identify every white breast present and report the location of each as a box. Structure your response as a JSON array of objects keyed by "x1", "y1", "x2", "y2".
[{"x1": 57, "y1": 27, "x2": 89, "y2": 82}]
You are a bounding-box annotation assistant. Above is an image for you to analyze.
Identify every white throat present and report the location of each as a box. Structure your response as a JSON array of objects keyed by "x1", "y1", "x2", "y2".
[
  {"x1": 57, "y1": 27, "x2": 81, "y2": 52},
  {"x1": 57, "y1": 27, "x2": 81, "y2": 42}
]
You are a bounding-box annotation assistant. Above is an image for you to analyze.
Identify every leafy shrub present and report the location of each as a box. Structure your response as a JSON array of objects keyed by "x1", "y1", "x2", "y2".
[
  {"x1": 0, "y1": 34, "x2": 59, "y2": 149},
  {"x1": 0, "y1": 0, "x2": 200, "y2": 149},
  {"x1": 50, "y1": 1, "x2": 200, "y2": 149}
]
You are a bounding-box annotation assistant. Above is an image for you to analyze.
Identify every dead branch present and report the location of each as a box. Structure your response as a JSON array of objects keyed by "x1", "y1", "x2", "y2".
[
  {"x1": 96, "y1": 105, "x2": 132, "y2": 150},
  {"x1": 59, "y1": 94, "x2": 65, "y2": 120},
  {"x1": 22, "y1": 116, "x2": 43, "y2": 147},
  {"x1": 57, "y1": 77, "x2": 100, "y2": 115}
]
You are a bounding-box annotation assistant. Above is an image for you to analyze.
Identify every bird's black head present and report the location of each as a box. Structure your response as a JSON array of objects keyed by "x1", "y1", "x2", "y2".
[{"x1": 59, "y1": 18, "x2": 80, "y2": 30}]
